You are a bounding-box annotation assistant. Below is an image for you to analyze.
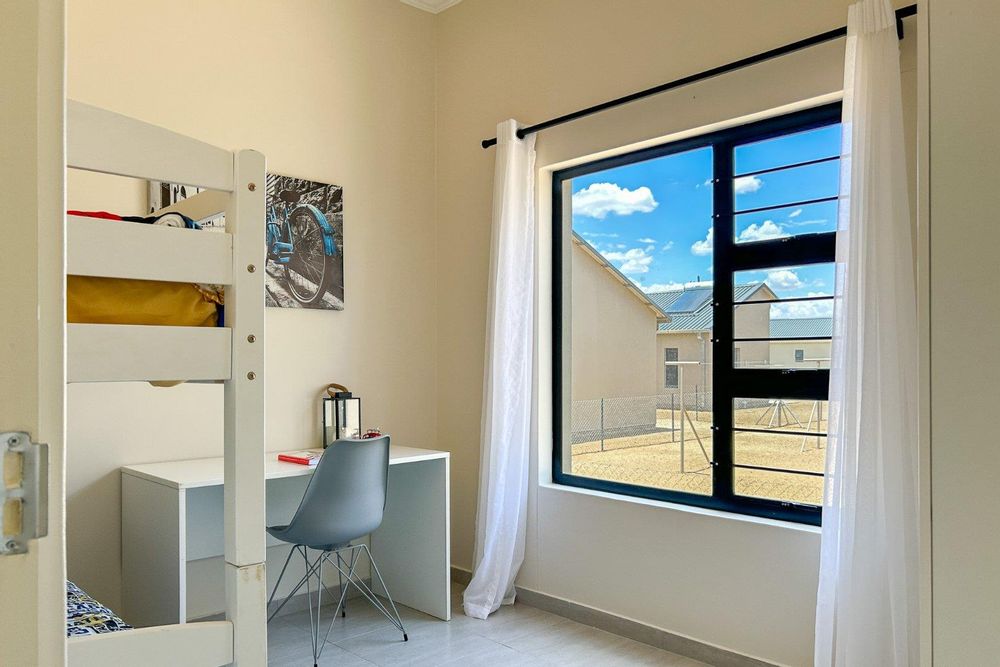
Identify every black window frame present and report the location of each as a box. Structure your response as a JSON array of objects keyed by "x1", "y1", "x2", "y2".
[{"x1": 552, "y1": 102, "x2": 840, "y2": 526}]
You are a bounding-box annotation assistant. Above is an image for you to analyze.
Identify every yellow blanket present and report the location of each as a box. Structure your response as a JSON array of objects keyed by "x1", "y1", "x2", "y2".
[{"x1": 67, "y1": 276, "x2": 221, "y2": 327}]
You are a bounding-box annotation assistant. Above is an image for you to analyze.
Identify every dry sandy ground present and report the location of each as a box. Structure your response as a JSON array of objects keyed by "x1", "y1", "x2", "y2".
[{"x1": 571, "y1": 401, "x2": 826, "y2": 505}]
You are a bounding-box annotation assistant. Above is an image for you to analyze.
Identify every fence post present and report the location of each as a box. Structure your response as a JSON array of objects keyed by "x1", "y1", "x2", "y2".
[
  {"x1": 670, "y1": 393, "x2": 675, "y2": 442},
  {"x1": 600, "y1": 398, "x2": 605, "y2": 452}
]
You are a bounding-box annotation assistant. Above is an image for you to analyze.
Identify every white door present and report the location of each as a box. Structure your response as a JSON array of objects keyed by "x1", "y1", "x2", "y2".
[{"x1": 0, "y1": 1, "x2": 67, "y2": 664}]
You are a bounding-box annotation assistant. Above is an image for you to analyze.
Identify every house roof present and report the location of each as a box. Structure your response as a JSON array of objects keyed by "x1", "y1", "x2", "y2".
[
  {"x1": 650, "y1": 283, "x2": 775, "y2": 333},
  {"x1": 769, "y1": 317, "x2": 833, "y2": 338},
  {"x1": 572, "y1": 233, "x2": 670, "y2": 323}
]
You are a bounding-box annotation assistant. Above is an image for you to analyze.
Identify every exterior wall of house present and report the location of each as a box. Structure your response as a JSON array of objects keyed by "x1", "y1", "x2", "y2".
[
  {"x1": 657, "y1": 332, "x2": 710, "y2": 397},
  {"x1": 571, "y1": 245, "x2": 658, "y2": 402},
  {"x1": 734, "y1": 301, "x2": 772, "y2": 367},
  {"x1": 769, "y1": 340, "x2": 833, "y2": 369},
  {"x1": 657, "y1": 301, "x2": 772, "y2": 397}
]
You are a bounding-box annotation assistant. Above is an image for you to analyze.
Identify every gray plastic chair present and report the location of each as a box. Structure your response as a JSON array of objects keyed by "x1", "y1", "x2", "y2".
[{"x1": 265, "y1": 436, "x2": 407, "y2": 666}]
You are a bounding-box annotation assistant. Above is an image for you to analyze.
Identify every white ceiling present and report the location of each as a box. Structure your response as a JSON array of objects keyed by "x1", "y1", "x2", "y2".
[{"x1": 400, "y1": 0, "x2": 464, "y2": 14}]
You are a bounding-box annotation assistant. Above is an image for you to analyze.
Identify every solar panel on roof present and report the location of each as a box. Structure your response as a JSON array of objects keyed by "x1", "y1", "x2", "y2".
[{"x1": 665, "y1": 288, "x2": 711, "y2": 313}]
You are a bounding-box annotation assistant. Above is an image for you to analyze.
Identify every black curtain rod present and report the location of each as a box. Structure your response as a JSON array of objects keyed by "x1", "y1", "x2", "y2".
[{"x1": 481, "y1": 3, "x2": 917, "y2": 149}]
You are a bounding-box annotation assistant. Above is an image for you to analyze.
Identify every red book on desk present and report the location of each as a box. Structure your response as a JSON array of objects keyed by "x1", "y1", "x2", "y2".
[{"x1": 277, "y1": 450, "x2": 321, "y2": 466}]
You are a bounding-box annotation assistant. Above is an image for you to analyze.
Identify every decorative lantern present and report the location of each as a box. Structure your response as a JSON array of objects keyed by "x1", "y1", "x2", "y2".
[{"x1": 323, "y1": 383, "x2": 361, "y2": 446}]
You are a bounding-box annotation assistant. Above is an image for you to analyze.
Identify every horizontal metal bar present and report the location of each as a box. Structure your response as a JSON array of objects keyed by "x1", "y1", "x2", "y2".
[
  {"x1": 734, "y1": 195, "x2": 839, "y2": 217},
  {"x1": 735, "y1": 154, "x2": 839, "y2": 179},
  {"x1": 730, "y1": 232, "x2": 836, "y2": 271},
  {"x1": 733, "y1": 427, "x2": 828, "y2": 438},
  {"x1": 733, "y1": 336, "x2": 831, "y2": 343},
  {"x1": 725, "y1": 368, "x2": 831, "y2": 401},
  {"x1": 482, "y1": 4, "x2": 917, "y2": 148},
  {"x1": 739, "y1": 294, "x2": 833, "y2": 306},
  {"x1": 733, "y1": 463, "x2": 825, "y2": 478}
]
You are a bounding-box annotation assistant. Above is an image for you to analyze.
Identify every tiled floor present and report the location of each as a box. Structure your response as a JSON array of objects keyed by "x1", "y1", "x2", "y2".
[{"x1": 267, "y1": 584, "x2": 709, "y2": 666}]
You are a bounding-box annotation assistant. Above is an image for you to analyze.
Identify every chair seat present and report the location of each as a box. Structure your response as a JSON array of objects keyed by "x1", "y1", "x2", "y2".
[{"x1": 267, "y1": 524, "x2": 348, "y2": 552}]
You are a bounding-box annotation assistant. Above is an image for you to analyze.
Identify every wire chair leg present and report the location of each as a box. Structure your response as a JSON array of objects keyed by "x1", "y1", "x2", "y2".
[
  {"x1": 266, "y1": 545, "x2": 297, "y2": 616},
  {"x1": 267, "y1": 545, "x2": 326, "y2": 622},
  {"x1": 336, "y1": 551, "x2": 346, "y2": 617},
  {"x1": 362, "y1": 543, "x2": 408, "y2": 642}
]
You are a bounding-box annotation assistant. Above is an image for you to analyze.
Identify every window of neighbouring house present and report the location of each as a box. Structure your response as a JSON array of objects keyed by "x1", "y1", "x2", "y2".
[
  {"x1": 553, "y1": 103, "x2": 839, "y2": 524},
  {"x1": 664, "y1": 348, "x2": 679, "y2": 388}
]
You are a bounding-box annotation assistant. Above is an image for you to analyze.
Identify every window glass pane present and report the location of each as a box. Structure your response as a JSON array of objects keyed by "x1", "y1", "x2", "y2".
[
  {"x1": 734, "y1": 297, "x2": 834, "y2": 343},
  {"x1": 568, "y1": 146, "x2": 714, "y2": 495},
  {"x1": 734, "y1": 467, "x2": 823, "y2": 506},
  {"x1": 733, "y1": 340, "x2": 830, "y2": 369},
  {"x1": 734, "y1": 123, "x2": 841, "y2": 175},
  {"x1": 733, "y1": 398, "x2": 828, "y2": 434},
  {"x1": 734, "y1": 429, "x2": 826, "y2": 475},
  {"x1": 734, "y1": 160, "x2": 840, "y2": 212},
  {"x1": 734, "y1": 200, "x2": 837, "y2": 243},
  {"x1": 734, "y1": 263, "x2": 835, "y2": 300}
]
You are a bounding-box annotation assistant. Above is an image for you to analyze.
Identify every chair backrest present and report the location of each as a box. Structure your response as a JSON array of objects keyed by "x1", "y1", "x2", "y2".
[{"x1": 279, "y1": 436, "x2": 390, "y2": 549}]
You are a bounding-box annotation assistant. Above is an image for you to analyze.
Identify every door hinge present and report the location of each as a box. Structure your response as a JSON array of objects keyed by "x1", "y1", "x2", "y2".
[{"x1": 1, "y1": 432, "x2": 48, "y2": 555}]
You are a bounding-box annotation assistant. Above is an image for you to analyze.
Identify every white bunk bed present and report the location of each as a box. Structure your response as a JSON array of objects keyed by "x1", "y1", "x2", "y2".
[{"x1": 64, "y1": 100, "x2": 267, "y2": 667}]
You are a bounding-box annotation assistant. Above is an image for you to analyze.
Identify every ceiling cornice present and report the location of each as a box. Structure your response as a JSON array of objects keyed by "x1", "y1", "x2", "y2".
[{"x1": 399, "y1": 0, "x2": 464, "y2": 14}]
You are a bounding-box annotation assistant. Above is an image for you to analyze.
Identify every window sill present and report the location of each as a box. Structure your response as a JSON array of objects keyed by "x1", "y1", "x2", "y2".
[{"x1": 537, "y1": 479, "x2": 822, "y2": 535}]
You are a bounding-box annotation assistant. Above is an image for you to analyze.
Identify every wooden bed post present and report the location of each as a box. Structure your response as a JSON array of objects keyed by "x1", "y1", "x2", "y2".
[{"x1": 224, "y1": 149, "x2": 267, "y2": 666}]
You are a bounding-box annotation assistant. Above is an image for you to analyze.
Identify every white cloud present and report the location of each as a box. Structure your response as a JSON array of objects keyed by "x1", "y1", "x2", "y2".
[
  {"x1": 581, "y1": 231, "x2": 619, "y2": 238},
  {"x1": 601, "y1": 246, "x2": 655, "y2": 275},
  {"x1": 787, "y1": 218, "x2": 828, "y2": 228},
  {"x1": 701, "y1": 178, "x2": 713, "y2": 187},
  {"x1": 691, "y1": 228, "x2": 713, "y2": 256},
  {"x1": 766, "y1": 269, "x2": 804, "y2": 290},
  {"x1": 737, "y1": 220, "x2": 788, "y2": 242},
  {"x1": 637, "y1": 237, "x2": 657, "y2": 244},
  {"x1": 661, "y1": 241, "x2": 674, "y2": 252},
  {"x1": 734, "y1": 175, "x2": 763, "y2": 194},
  {"x1": 789, "y1": 208, "x2": 803, "y2": 218},
  {"x1": 641, "y1": 282, "x2": 685, "y2": 293},
  {"x1": 770, "y1": 293, "x2": 833, "y2": 319},
  {"x1": 641, "y1": 279, "x2": 714, "y2": 293},
  {"x1": 572, "y1": 182, "x2": 658, "y2": 219}
]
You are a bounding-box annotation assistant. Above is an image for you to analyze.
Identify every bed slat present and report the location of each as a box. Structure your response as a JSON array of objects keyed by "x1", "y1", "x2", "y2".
[
  {"x1": 67, "y1": 215, "x2": 233, "y2": 285},
  {"x1": 67, "y1": 324, "x2": 232, "y2": 383},
  {"x1": 67, "y1": 621, "x2": 233, "y2": 667},
  {"x1": 67, "y1": 100, "x2": 234, "y2": 191}
]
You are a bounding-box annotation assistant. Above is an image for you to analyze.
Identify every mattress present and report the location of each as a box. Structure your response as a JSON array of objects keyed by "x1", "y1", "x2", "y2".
[{"x1": 66, "y1": 580, "x2": 132, "y2": 637}]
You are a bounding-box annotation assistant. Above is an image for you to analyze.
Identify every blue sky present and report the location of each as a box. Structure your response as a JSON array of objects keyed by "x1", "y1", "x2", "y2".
[{"x1": 571, "y1": 124, "x2": 840, "y2": 318}]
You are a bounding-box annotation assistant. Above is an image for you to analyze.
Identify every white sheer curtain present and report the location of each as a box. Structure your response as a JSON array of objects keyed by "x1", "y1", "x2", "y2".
[
  {"x1": 463, "y1": 120, "x2": 536, "y2": 620},
  {"x1": 815, "y1": 1, "x2": 919, "y2": 665}
]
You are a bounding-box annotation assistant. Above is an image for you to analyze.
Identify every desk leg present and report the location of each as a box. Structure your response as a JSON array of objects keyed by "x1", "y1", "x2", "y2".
[
  {"x1": 370, "y1": 458, "x2": 451, "y2": 620},
  {"x1": 121, "y1": 474, "x2": 185, "y2": 626}
]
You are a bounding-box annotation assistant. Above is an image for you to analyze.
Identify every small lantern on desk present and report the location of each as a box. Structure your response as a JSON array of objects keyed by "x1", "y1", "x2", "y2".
[{"x1": 323, "y1": 383, "x2": 361, "y2": 446}]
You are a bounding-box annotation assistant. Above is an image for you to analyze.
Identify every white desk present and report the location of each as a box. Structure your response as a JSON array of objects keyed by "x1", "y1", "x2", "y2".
[{"x1": 121, "y1": 445, "x2": 450, "y2": 627}]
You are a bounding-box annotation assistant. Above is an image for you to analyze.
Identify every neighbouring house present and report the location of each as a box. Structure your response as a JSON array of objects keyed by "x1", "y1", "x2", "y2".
[
  {"x1": 571, "y1": 234, "x2": 668, "y2": 436},
  {"x1": 648, "y1": 283, "x2": 777, "y2": 402},
  {"x1": 769, "y1": 317, "x2": 833, "y2": 368}
]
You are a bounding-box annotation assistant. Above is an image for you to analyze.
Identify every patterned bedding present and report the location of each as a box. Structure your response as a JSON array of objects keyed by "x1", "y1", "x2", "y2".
[{"x1": 66, "y1": 581, "x2": 132, "y2": 637}]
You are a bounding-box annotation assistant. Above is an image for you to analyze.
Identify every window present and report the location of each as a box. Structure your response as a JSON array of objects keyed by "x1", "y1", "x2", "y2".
[
  {"x1": 664, "y1": 348, "x2": 679, "y2": 388},
  {"x1": 553, "y1": 103, "x2": 839, "y2": 525}
]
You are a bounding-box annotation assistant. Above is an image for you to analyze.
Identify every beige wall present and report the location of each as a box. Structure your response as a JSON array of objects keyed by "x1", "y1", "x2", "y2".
[
  {"x1": 65, "y1": 0, "x2": 437, "y2": 612},
  {"x1": 656, "y1": 332, "x2": 710, "y2": 395},
  {"x1": 770, "y1": 340, "x2": 833, "y2": 369},
  {"x1": 655, "y1": 302, "x2": 770, "y2": 394},
  {"x1": 571, "y1": 244, "x2": 658, "y2": 402},
  {"x1": 437, "y1": 1, "x2": 916, "y2": 664},
  {"x1": 928, "y1": 0, "x2": 1000, "y2": 663}
]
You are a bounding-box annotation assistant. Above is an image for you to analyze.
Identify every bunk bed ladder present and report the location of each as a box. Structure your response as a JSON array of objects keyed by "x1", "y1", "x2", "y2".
[{"x1": 223, "y1": 149, "x2": 268, "y2": 666}]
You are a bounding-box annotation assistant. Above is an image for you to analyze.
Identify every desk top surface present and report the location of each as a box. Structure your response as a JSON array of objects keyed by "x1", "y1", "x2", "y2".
[{"x1": 121, "y1": 445, "x2": 449, "y2": 490}]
